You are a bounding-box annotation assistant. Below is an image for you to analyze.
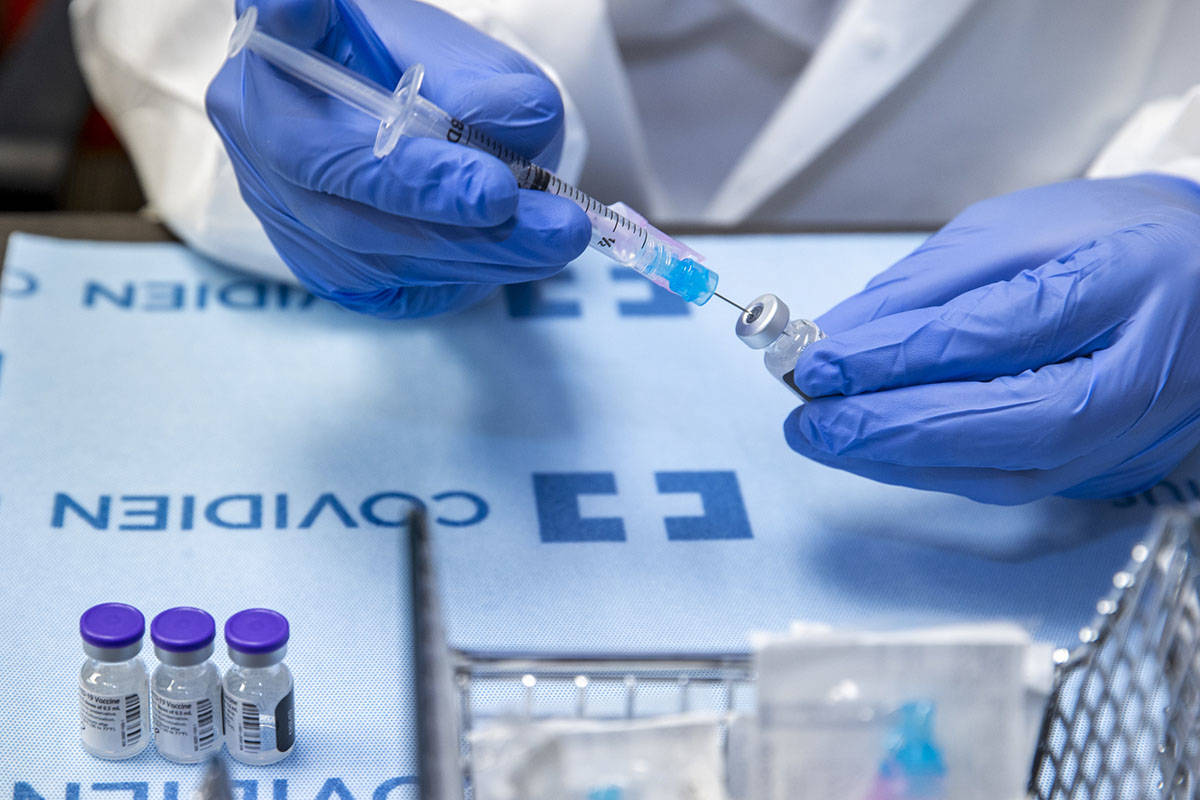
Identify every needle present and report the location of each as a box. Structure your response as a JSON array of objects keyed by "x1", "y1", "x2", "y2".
[{"x1": 713, "y1": 291, "x2": 748, "y2": 313}]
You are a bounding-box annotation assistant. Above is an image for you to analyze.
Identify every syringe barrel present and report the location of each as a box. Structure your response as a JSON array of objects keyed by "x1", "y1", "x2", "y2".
[
  {"x1": 387, "y1": 100, "x2": 720, "y2": 304},
  {"x1": 405, "y1": 97, "x2": 457, "y2": 140},
  {"x1": 508, "y1": 162, "x2": 718, "y2": 304}
]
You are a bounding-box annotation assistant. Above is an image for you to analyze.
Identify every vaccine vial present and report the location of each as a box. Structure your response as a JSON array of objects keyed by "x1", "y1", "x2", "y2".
[
  {"x1": 78, "y1": 603, "x2": 150, "y2": 759},
  {"x1": 223, "y1": 608, "x2": 296, "y2": 764},
  {"x1": 150, "y1": 607, "x2": 223, "y2": 762},
  {"x1": 735, "y1": 293, "x2": 824, "y2": 399}
]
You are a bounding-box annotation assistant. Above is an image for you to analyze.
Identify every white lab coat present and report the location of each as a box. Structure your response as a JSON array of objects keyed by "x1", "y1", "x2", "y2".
[{"x1": 70, "y1": 0, "x2": 1200, "y2": 281}]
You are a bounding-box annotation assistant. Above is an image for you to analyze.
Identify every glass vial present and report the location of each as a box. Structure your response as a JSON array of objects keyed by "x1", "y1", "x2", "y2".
[
  {"x1": 151, "y1": 607, "x2": 223, "y2": 763},
  {"x1": 79, "y1": 603, "x2": 150, "y2": 759},
  {"x1": 734, "y1": 293, "x2": 824, "y2": 398},
  {"x1": 223, "y1": 608, "x2": 295, "y2": 764}
]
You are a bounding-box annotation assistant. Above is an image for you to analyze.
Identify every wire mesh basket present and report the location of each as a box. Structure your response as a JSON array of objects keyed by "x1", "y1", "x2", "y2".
[
  {"x1": 449, "y1": 650, "x2": 755, "y2": 798},
  {"x1": 1030, "y1": 506, "x2": 1200, "y2": 800},
  {"x1": 409, "y1": 505, "x2": 1200, "y2": 800},
  {"x1": 451, "y1": 650, "x2": 755, "y2": 724}
]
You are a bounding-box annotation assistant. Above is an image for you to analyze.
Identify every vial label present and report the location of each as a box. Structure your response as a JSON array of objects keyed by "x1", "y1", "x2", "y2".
[
  {"x1": 224, "y1": 689, "x2": 295, "y2": 756},
  {"x1": 224, "y1": 691, "x2": 261, "y2": 754},
  {"x1": 79, "y1": 685, "x2": 143, "y2": 752},
  {"x1": 780, "y1": 369, "x2": 811, "y2": 402},
  {"x1": 274, "y1": 690, "x2": 296, "y2": 752},
  {"x1": 152, "y1": 690, "x2": 219, "y2": 758}
]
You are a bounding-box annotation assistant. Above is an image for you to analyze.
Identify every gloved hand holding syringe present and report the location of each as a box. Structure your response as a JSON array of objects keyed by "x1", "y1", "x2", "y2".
[{"x1": 227, "y1": 6, "x2": 824, "y2": 398}]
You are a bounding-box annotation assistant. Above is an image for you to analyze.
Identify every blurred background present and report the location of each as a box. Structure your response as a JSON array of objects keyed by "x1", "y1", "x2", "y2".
[{"x1": 0, "y1": 0, "x2": 142, "y2": 212}]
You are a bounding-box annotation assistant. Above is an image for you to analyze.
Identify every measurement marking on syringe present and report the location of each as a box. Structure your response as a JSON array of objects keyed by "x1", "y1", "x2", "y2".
[{"x1": 555, "y1": 186, "x2": 653, "y2": 244}]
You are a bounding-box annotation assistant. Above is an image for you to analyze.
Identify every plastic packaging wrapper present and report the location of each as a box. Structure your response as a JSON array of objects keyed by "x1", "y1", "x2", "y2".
[
  {"x1": 469, "y1": 713, "x2": 726, "y2": 800},
  {"x1": 751, "y1": 623, "x2": 1053, "y2": 800}
]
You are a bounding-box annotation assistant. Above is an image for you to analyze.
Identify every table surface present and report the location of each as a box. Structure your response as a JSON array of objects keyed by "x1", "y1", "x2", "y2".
[
  {"x1": 0, "y1": 213, "x2": 173, "y2": 273},
  {"x1": 0, "y1": 215, "x2": 925, "y2": 279},
  {"x1": 0, "y1": 225, "x2": 1179, "y2": 795}
]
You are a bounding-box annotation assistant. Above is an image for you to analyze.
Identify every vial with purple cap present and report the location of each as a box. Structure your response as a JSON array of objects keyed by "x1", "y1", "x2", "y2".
[
  {"x1": 78, "y1": 603, "x2": 150, "y2": 759},
  {"x1": 151, "y1": 607, "x2": 223, "y2": 762},
  {"x1": 223, "y1": 608, "x2": 295, "y2": 764}
]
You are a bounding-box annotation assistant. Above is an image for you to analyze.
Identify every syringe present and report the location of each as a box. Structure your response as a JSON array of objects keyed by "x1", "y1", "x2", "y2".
[{"x1": 227, "y1": 7, "x2": 730, "y2": 307}]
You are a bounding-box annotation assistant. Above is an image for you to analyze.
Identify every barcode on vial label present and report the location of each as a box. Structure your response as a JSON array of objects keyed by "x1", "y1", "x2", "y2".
[
  {"x1": 241, "y1": 701, "x2": 262, "y2": 752},
  {"x1": 122, "y1": 693, "x2": 141, "y2": 747},
  {"x1": 196, "y1": 698, "x2": 215, "y2": 751}
]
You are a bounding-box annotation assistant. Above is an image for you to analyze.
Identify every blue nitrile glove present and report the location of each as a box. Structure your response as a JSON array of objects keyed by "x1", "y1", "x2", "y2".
[
  {"x1": 785, "y1": 174, "x2": 1200, "y2": 505},
  {"x1": 206, "y1": 0, "x2": 590, "y2": 318}
]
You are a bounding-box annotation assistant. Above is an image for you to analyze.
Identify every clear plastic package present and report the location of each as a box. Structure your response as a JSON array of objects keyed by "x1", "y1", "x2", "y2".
[
  {"x1": 470, "y1": 713, "x2": 728, "y2": 800},
  {"x1": 752, "y1": 623, "x2": 1046, "y2": 800}
]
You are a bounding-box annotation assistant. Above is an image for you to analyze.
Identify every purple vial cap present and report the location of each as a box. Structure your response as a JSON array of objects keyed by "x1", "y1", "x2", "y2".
[
  {"x1": 151, "y1": 607, "x2": 216, "y2": 652},
  {"x1": 225, "y1": 608, "x2": 289, "y2": 654},
  {"x1": 80, "y1": 603, "x2": 145, "y2": 649}
]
